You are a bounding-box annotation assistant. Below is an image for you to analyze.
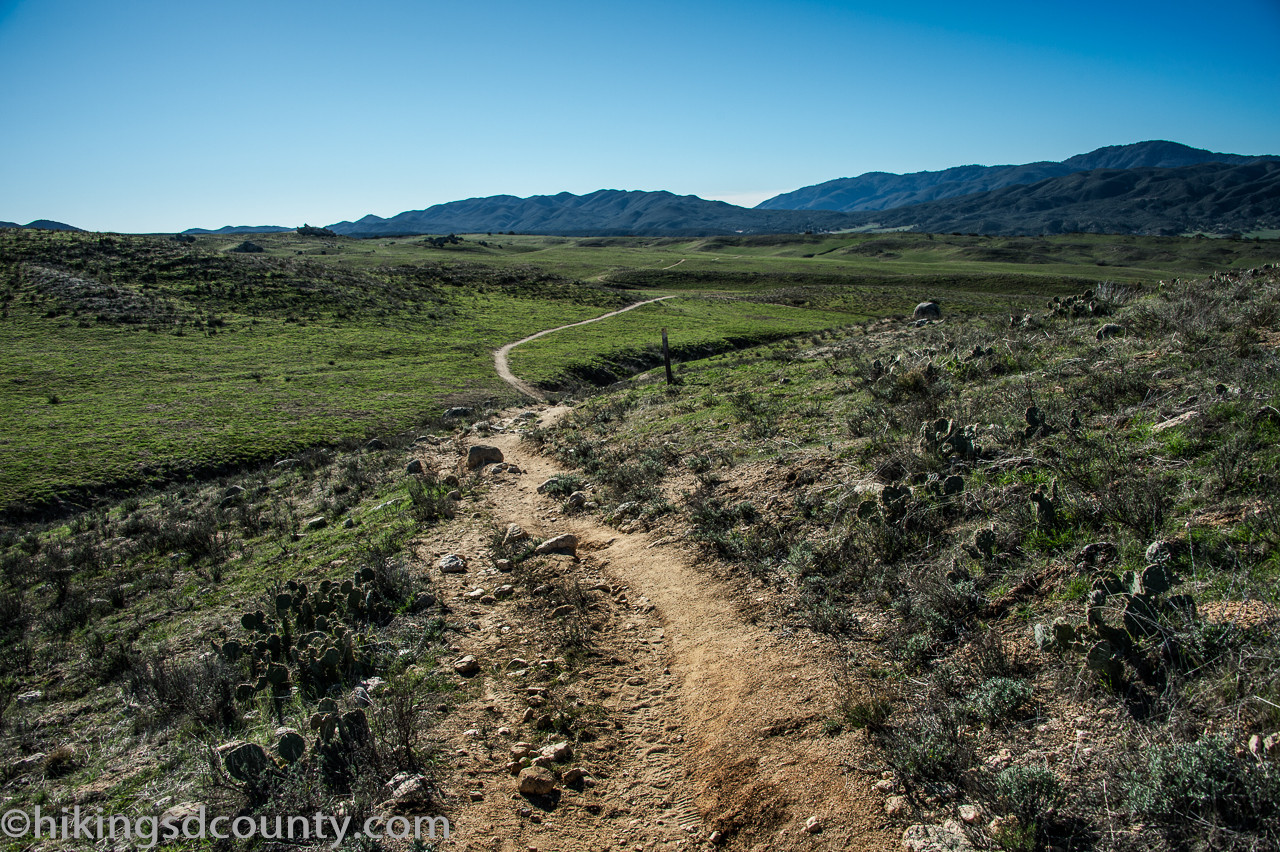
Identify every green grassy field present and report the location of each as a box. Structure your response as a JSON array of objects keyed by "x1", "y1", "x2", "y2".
[
  {"x1": 1, "y1": 227, "x2": 1275, "y2": 515},
  {"x1": 218, "y1": 229, "x2": 1280, "y2": 283}
]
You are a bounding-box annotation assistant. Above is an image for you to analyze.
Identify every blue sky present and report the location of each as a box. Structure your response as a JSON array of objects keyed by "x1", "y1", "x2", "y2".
[{"x1": 2, "y1": 0, "x2": 1278, "y2": 232}]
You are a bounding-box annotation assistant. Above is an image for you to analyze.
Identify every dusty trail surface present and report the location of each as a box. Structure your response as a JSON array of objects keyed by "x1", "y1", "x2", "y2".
[
  {"x1": 418, "y1": 411, "x2": 891, "y2": 851},
  {"x1": 494, "y1": 297, "x2": 679, "y2": 401}
]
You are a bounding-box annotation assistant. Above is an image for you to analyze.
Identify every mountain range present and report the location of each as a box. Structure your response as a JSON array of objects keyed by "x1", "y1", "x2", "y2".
[
  {"x1": 836, "y1": 160, "x2": 1280, "y2": 236},
  {"x1": 10, "y1": 142, "x2": 1279, "y2": 238},
  {"x1": 755, "y1": 140, "x2": 1274, "y2": 212},
  {"x1": 325, "y1": 141, "x2": 1277, "y2": 238},
  {"x1": 327, "y1": 190, "x2": 860, "y2": 238}
]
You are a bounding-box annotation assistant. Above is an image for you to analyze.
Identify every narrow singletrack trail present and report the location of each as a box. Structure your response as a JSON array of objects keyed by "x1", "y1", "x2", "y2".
[
  {"x1": 493, "y1": 296, "x2": 678, "y2": 401},
  {"x1": 452, "y1": 307, "x2": 894, "y2": 849},
  {"x1": 435, "y1": 414, "x2": 892, "y2": 851}
]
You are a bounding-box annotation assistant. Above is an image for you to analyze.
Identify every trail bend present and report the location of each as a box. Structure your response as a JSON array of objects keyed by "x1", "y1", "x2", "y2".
[{"x1": 493, "y1": 296, "x2": 678, "y2": 401}]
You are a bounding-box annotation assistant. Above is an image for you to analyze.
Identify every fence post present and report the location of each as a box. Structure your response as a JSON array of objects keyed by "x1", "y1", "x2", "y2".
[{"x1": 662, "y1": 327, "x2": 674, "y2": 385}]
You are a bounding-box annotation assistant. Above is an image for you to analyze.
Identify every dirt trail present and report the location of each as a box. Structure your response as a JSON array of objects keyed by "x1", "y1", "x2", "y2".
[
  {"x1": 428, "y1": 413, "x2": 891, "y2": 851},
  {"x1": 494, "y1": 297, "x2": 678, "y2": 401}
]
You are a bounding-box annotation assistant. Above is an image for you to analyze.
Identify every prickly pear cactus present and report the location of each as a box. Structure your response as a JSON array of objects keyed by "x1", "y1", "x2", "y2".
[
  {"x1": 919, "y1": 418, "x2": 981, "y2": 461},
  {"x1": 215, "y1": 567, "x2": 399, "y2": 703},
  {"x1": 1035, "y1": 546, "x2": 1199, "y2": 684},
  {"x1": 1023, "y1": 406, "x2": 1057, "y2": 440},
  {"x1": 1029, "y1": 480, "x2": 1059, "y2": 532}
]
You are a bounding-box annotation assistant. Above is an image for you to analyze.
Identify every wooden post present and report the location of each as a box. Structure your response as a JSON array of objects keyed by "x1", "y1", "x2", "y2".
[{"x1": 662, "y1": 327, "x2": 674, "y2": 385}]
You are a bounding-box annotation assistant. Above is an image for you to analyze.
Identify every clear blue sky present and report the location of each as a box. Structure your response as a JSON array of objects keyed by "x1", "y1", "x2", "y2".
[{"x1": 3, "y1": 0, "x2": 1278, "y2": 232}]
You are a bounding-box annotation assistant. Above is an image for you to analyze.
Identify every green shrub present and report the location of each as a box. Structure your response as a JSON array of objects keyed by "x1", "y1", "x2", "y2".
[
  {"x1": 996, "y1": 763, "x2": 1062, "y2": 823},
  {"x1": 969, "y1": 677, "x2": 1033, "y2": 725},
  {"x1": 1125, "y1": 735, "x2": 1280, "y2": 837},
  {"x1": 882, "y1": 707, "x2": 974, "y2": 783}
]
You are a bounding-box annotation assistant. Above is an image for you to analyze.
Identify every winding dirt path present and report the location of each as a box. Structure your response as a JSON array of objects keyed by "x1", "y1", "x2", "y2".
[
  {"x1": 494, "y1": 297, "x2": 679, "y2": 401},
  {"x1": 426, "y1": 416, "x2": 892, "y2": 850}
]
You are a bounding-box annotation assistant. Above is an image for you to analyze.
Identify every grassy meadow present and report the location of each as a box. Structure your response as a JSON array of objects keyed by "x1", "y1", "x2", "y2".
[{"x1": 1, "y1": 226, "x2": 1275, "y2": 515}]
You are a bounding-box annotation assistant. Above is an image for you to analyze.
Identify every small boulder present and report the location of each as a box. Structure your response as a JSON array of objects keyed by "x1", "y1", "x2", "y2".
[
  {"x1": 535, "y1": 534, "x2": 578, "y2": 556},
  {"x1": 444, "y1": 406, "x2": 472, "y2": 418},
  {"x1": 453, "y1": 655, "x2": 480, "y2": 676},
  {"x1": 405, "y1": 459, "x2": 425, "y2": 475},
  {"x1": 913, "y1": 301, "x2": 942, "y2": 321},
  {"x1": 466, "y1": 445, "x2": 503, "y2": 469},
  {"x1": 159, "y1": 802, "x2": 204, "y2": 827},
  {"x1": 439, "y1": 554, "x2": 467, "y2": 573},
  {"x1": 383, "y1": 772, "x2": 431, "y2": 811},
  {"x1": 901, "y1": 823, "x2": 976, "y2": 852},
  {"x1": 365, "y1": 438, "x2": 387, "y2": 451},
  {"x1": 503, "y1": 523, "x2": 528, "y2": 545},
  {"x1": 517, "y1": 766, "x2": 557, "y2": 796},
  {"x1": 911, "y1": 301, "x2": 942, "y2": 322}
]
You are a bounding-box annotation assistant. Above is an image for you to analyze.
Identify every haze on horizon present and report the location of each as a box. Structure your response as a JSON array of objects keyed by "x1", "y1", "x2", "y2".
[{"x1": 2, "y1": 0, "x2": 1278, "y2": 234}]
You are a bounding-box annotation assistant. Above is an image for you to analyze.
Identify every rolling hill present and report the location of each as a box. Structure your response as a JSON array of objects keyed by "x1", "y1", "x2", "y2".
[
  {"x1": 181, "y1": 224, "x2": 294, "y2": 235},
  {"x1": 0, "y1": 219, "x2": 83, "y2": 231}
]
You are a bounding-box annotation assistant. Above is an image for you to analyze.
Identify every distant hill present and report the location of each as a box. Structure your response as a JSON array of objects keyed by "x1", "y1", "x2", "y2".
[
  {"x1": 843, "y1": 161, "x2": 1280, "y2": 236},
  {"x1": 182, "y1": 225, "x2": 293, "y2": 235},
  {"x1": 327, "y1": 189, "x2": 863, "y2": 237},
  {"x1": 1, "y1": 220, "x2": 83, "y2": 231},
  {"x1": 757, "y1": 141, "x2": 1278, "y2": 213}
]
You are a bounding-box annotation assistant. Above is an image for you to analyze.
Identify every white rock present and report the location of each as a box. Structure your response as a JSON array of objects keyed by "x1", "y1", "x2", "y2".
[
  {"x1": 439, "y1": 554, "x2": 467, "y2": 573},
  {"x1": 535, "y1": 534, "x2": 578, "y2": 556}
]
